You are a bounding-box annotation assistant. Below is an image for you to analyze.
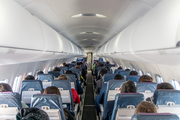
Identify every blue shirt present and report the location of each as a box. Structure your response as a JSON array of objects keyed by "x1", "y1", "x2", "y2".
[{"x1": 103, "y1": 100, "x2": 114, "y2": 120}]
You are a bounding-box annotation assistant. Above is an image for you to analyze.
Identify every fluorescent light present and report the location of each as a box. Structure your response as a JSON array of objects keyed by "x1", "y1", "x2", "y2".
[
  {"x1": 96, "y1": 14, "x2": 106, "y2": 18},
  {"x1": 79, "y1": 32, "x2": 99, "y2": 34},
  {"x1": 79, "y1": 32, "x2": 86, "y2": 34},
  {"x1": 93, "y1": 32, "x2": 99, "y2": 34},
  {"x1": 71, "y1": 13, "x2": 106, "y2": 18},
  {"x1": 71, "y1": 14, "x2": 82, "y2": 18}
]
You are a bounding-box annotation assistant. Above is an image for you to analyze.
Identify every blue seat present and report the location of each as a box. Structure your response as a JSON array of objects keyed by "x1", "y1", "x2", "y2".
[
  {"x1": 153, "y1": 90, "x2": 180, "y2": 116},
  {"x1": 20, "y1": 80, "x2": 43, "y2": 104},
  {"x1": 38, "y1": 74, "x2": 54, "y2": 89},
  {"x1": 71, "y1": 68, "x2": 81, "y2": 81},
  {"x1": 52, "y1": 80, "x2": 74, "y2": 112},
  {"x1": 31, "y1": 94, "x2": 66, "y2": 120},
  {"x1": 131, "y1": 113, "x2": 180, "y2": 120},
  {"x1": 0, "y1": 92, "x2": 22, "y2": 109},
  {"x1": 103, "y1": 80, "x2": 126, "y2": 105},
  {"x1": 48, "y1": 71, "x2": 60, "y2": 78},
  {"x1": 60, "y1": 66, "x2": 69, "y2": 71},
  {"x1": 126, "y1": 75, "x2": 140, "y2": 83},
  {"x1": 111, "y1": 93, "x2": 144, "y2": 120},
  {"x1": 108, "y1": 71, "x2": 113, "y2": 74},
  {"x1": 65, "y1": 74, "x2": 77, "y2": 90},
  {"x1": 97, "y1": 67, "x2": 105, "y2": 78},
  {"x1": 119, "y1": 71, "x2": 127, "y2": 76},
  {"x1": 103, "y1": 74, "x2": 116, "y2": 83},
  {"x1": 137, "y1": 82, "x2": 157, "y2": 93},
  {"x1": 114, "y1": 69, "x2": 124, "y2": 74}
]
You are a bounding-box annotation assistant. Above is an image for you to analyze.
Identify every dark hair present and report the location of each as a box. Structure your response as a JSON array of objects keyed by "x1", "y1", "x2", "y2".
[
  {"x1": 71, "y1": 61, "x2": 76, "y2": 63},
  {"x1": 157, "y1": 82, "x2": 174, "y2": 90},
  {"x1": 138, "y1": 75, "x2": 154, "y2": 82},
  {"x1": 0, "y1": 83, "x2": 12, "y2": 92},
  {"x1": 58, "y1": 75, "x2": 68, "y2": 80},
  {"x1": 100, "y1": 69, "x2": 108, "y2": 77},
  {"x1": 52, "y1": 67, "x2": 61, "y2": 72},
  {"x1": 114, "y1": 74, "x2": 124, "y2": 80},
  {"x1": 37, "y1": 70, "x2": 44, "y2": 75},
  {"x1": 98, "y1": 63, "x2": 104, "y2": 67},
  {"x1": 66, "y1": 70, "x2": 73, "y2": 74},
  {"x1": 25, "y1": 75, "x2": 35, "y2": 80},
  {"x1": 134, "y1": 101, "x2": 157, "y2": 114},
  {"x1": 43, "y1": 86, "x2": 61, "y2": 96},
  {"x1": 118, "y1": 66, "x2": 123, "y2": 69},
  {"x1": 125, "y1": 69, "x2": 130, "y2": 71},
  {"x1": 63, "y1": 63, "x2": 66, "y2": 66},
  {"x1": 120, "y1": 80, "x2": 136, "y2": 93},
  {"x1": 129, "y1": 71, "x2": 138, "y2": 75},
  {"x1": 76, "y1": 62, "x2": 81, "y2": 65},
  {"x1": 75, "y1": 65, "x2": 80, "y2": 69},
  {"x1": 106, "y1": 61, "x2": 110, "y2": 64}
]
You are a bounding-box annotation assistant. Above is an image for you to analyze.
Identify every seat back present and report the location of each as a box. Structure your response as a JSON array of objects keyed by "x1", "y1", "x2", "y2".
[
  {"x1": 71, "y1": 69, "x2": 81, "y2": 81},
  {"x1": 48, "y1": 71, "x2": 60, "y2": 78},
  {"x1": 65, "y1": 74, "x2": 77, "y2": 90},
  {"x1": 136, "y1": 82, "x2": 157, "y2": 99},
  {"x1": 38, "y1": 74, "x2": 54, "y2": 89},
  {"x1": 111, "y1": 93, "x2": 144, "y2": 120},
  {"x1": 52, "y1": 80, "x2": 74, "y2": 111},
  {"x1": 31, "y1": 94, "x2": 66, "y2": 120},
  {"x1": 126, "y1": 75, "x2": 140, "y2": 83},
  {"x1": 0, "y1": 92, "x2": 21, "y2": 120},
  {"x1": 114, "y1": 69, "x2": 124, "y2": 74},
  {"x1": 131, "y1": 113, "x2": 180, "y2": 120},
  {"x1": 103, "y1": 74, "x2": 116, "y2": 83},
  {"x1": 104, "y1": 80, "x2": 125, "y2": 105},
  {"x1": 153, "y1": 90, "x2": 180, "y2": 116},
  {"x1": 97, "y1": 67, "x2": 105, "y2": 77},
  {"x1": 60, "y1": 66, "x2": 69, "y2": 72},
  {"x1": 119, "y1": 71, "x2": 128, "y2": 76},
  {"x1": 20, "y1": 80, "x2": 43, "y2": 104}
]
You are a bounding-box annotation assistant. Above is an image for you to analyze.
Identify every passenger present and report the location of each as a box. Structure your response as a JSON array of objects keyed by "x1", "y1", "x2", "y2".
[
  {"x1": 58, "y1": 75, "x2": 80, "y2": 104},
  {"x1": 24, "y1": 75, "x2": 35, "y2": 80},
  {"x1": 16, "y1": 108, "x2": 49, "y2": 120},
  {"x1": 95, "y1": 74, "x2": 124, "y2": 116},
  {"x1": 134, "y1": 101, "x2": 157, "y2": 114},
  {"x1": 129, "y1": 71, "x2": 138, "y2": 75},
  {"x1": 138, "y1": 75, "x2": 154, "y2": 82},
  {"x1": 102, "y1": 80, "x2": 136, "y2": 120},
  {"x1": 36, "y1": 70, "x2": 44, "y2": 80},
  {"x1": 125, "y1": 68, "x2": 130, "y2": 71},
  {"x1": 65, "y1": 70, "x2": 83, "y2": 94},
  {"x1": 43, "y1": 86, "x2": 74, "y2": 120},
  {"x1": 95, "y1": 68, "x2": 108, "y2": 94},
  {"x1": 52, "y1": 67, "x2": 61, "y2": 71},
  {"x1": 0, "y1": 83, "x2": 28, "y2": 108},
  {"x1": 118, "y1": 66, "x2": 123, "y2": 69}
]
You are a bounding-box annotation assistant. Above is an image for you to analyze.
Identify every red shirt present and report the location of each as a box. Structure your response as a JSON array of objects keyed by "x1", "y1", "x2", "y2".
[{"x1": 71, "y1": 89, "x2": 80, "y2": 103}]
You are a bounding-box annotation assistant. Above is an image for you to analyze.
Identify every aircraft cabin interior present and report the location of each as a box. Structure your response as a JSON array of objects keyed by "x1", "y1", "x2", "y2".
[{"x1": 0, "y1": 0, "x2": 180, "y2": 120}]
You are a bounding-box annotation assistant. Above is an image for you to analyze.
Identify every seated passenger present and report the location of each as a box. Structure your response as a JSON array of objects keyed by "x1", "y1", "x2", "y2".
[
  {"x1": 146, "y1": 82, "x2": 174, "y2": 101},
  {"x1": 138, "y1": 75, "x2": 154, "y2": 82},
  {"x1": 118, "y1": 66, "x2": 123, "y2": 69},
  {"x1": 36, "y1": 70, "x2": 44, "y2": 80},
  {"x1": 16, "y1": 108, "x2": 49, "y2": 120},
  {"x1": 0, "y1": 83, "x2": 28, "y2": 108},
  {"x1": 65, "y1": 70, "x2": 83, "y2": 94},
  {"x1": 134, "y1": 101, "x2": 157, "y2": 114},
  {"x1": 95, "y1": 74, "x2": 124, "y2": 116},
  {"x1": 95, "y1": 68, "x2": 108, "y2": 94},
  {"x1": 58, "y1": 75, "x2": 80, "y2": 104},
  {"x1": 125, "y1": 68, "x2": 130, "y2": 71},
  {"x1": 52, "y1": 67, "x2": 61, "y2": 71},
  {"x1": 102, "y1": 80, "x2": 136, "y2": 120},
  {"x1": 43, "y1": 86, "x2": 74, "y2": 120},
  {"x1": 24, "y1": 75, "x2": 35, "y2": 80},
  {"x1": 129, "y1": 71, "x2": 138, "y2": 75}
]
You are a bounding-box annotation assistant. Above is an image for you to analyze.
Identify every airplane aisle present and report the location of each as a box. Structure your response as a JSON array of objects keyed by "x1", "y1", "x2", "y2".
[{"x1": 82, "y1": 70, "x2": 97, "y2": 120}]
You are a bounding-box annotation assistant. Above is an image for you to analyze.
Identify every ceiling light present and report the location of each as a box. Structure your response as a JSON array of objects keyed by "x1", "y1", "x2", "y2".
[
  {"x1": 71, "y1": 13, "x2": 106, "y2": 18},
  {"x1": 79, "y1": 32, "x2": 99, "y2": 34},
  {"x1": 93, "y1": 32, "x2": 99, "y2": 34}
]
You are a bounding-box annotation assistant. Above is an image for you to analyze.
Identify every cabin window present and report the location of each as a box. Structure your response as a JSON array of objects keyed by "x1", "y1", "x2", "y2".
[
  {"x1": 0, "y1": 79, "x2": 8, "y2": 83},
  {"x1": 170, "y1": 80, "x2": 180, "y2": 90},
  {"x1": 12, "y1": 75, "x2": 22, "y2": 92},
  {"x1": 43, "y1": 69, "x2": 46, "y2": 73},
  {"x1": 48, "y1": 67, "x2": 51, "y2": 72},
  {"x1": 27, "y1": 72, "x2": 32, "y2": 75},
  {"x1": 156, "y1": 75, "x2": 163, "y2": 83},
  {"x1": 146, "y1": 72, "x2": 151, "y2": 77},
  {"x1": 132, "y1": 68, "x2": 136, "y2": 71},
  {"x1": 138, "y1": 70, "x2": 143, "y2": 76},
  {"x1": 127, "y1": 67, "x2": 131, "y2": 70},
  {"x1": 124, "y1": 66, "x2": 127, "y2": 69},
  {"x1": 52, "y1": 66, "x2": 55, "y2": 70}
]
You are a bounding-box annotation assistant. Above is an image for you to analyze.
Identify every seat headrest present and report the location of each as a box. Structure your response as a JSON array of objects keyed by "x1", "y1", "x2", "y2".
[
  {"x1": 52, "y1": 80, "x2": 71, "y2": 90},
  {"x1": 114, "y1": 93, "x2": 144, "y2": 108},
  {"x1": 0, "y1": 92, "x2": 22, "y2": 109},
  {"x1": 153, "y1": 90, "x2": 180, "y2": 105},
  {"x1": 137, "y1": 82, "x2": 157, "y2": 92},
  {"x1": 107, "y1": 80, "x2": 126, "y2": 90},
  {"x1": 126, "y1": 75, "x2": 140, "y2": 83},
  {"x1": 103, "y1": 74, "x2": 116, "y2": 83},
  {"x1": 131, "y1": 113, "x2": 180, "y2": 120},
  {"x1": 38, "y1": 74, "x2": 54, "y2": 82},
  {"x1": 48, "y1": 71, "x2": 60, "y2": 78}
]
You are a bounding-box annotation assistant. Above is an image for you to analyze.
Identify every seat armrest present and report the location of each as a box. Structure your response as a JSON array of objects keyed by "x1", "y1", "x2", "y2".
[
  {"x1": 74, "y1": 103, "x2": 79, "y2": 118},
  {"x1": 100, "y1": 104, "x2": 104, "y2": 120}
]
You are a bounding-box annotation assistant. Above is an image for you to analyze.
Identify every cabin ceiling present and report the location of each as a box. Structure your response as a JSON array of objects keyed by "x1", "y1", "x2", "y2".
[{"x1": 15, "y1": 0, "x2": 161, "y2": 52}]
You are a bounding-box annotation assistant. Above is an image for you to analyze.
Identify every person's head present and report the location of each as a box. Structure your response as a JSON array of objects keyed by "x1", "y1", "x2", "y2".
[
  {"x1": 106, "y1": 61, "x2": 110, "y2": 64},
  {"x1": 100, "y1": 69, "x2": 108, "y2": 78},
  {"x1": 58, "y1": 75, "x2": 68, "y2": 80},
  {"x1": 24, "y1": 75, "x2": 35, "y2": 80},
  {"x1": 63, "y1": 63, "x2": 66, "y2": 66},
  {"x1": 37, "y1": 70, "x2": 44, "y2": 75},
  {"x1": 134, "y1": 101, "x2": 157, "y2": 114},
  {"x1": 75, "y1": 65, "x2": 80, "y2": 69},
  {"x1": 119, "y1": 80, "x2": 136, "y2": 93},
  {"x1": 98, "y1": 63, "x2": 104, "y2": 67},
  {"x1": 125, "y1": 69, "x2": 130, "y2": 71},
  {"x1": 114, "y1": 74, "x2": 124, "y2": 80},
  {"x1": 118, "y1": 66, "x2": 123, "y2": 69},
  {"x1": 43, "y1": 86, "x2": 61, "y2": 96},
  {"x1": 138, "y1": 75, "x2": 154, "y2": 82},
  {"x1": 76, "y1": 62, "x2": 81, "y2": 66},
  {"x1": 66, "y1": 70, "x2": 73, "y2": 74},
  {"x1": 129, "y1": 71, "x2": 138, "y2": 75},
  {"x1": 156, "y1": 82, "x2": 174, "y2": 90},
  {"x1": 52, "y1": 67, "x2": 61, "y2": 72},
  {"x1": 0, "y1": 83, "x2": 12, "y2": 92},
  {"x1": 71, "y1": 61, "x2": 76, "y2": 63}
]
